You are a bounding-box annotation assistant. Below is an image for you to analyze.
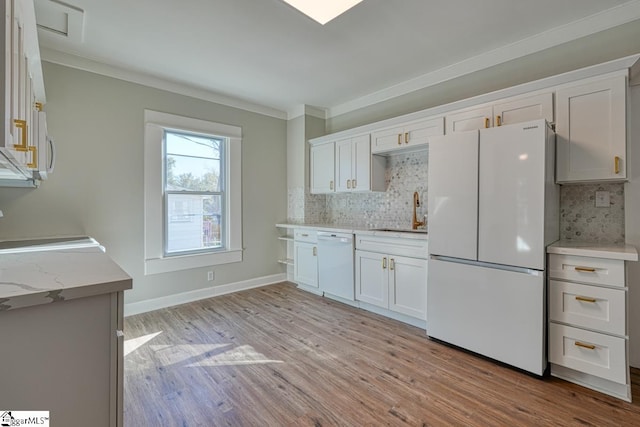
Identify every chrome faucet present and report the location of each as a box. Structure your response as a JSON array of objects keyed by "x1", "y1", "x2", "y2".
[{"x1": 412, "y1": 191, "x2": 425, "y2": 230}]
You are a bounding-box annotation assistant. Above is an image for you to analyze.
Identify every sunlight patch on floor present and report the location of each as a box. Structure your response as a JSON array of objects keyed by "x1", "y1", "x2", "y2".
[
  {"x1": 124, "y1": 331, "x2": 163, "y2": 356},
  {"x1": 148, "y1": 343, "x2": 284, "y2": 367}
]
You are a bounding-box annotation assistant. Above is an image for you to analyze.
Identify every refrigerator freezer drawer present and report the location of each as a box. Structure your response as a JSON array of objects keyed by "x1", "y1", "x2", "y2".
[
  {"x1": 549, "y1": 280, "x2": 625, "y2": 336},
  {"x1": 549, "y1": 323, "x2": 626, "y2": 384},
  {"x1": 548, "y1": 254, "x2": 625, "y2": 288},
  {"x1": 427, "y1": 258, "x2": 546, "y2": 375}
]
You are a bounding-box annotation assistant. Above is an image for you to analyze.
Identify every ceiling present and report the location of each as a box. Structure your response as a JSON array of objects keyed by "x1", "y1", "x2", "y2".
[{"x1": 35, "y1": 0, "x2": 640, "y2": 118}]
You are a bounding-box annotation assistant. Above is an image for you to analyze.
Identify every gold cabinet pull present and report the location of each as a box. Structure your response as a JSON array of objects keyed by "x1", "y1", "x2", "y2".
[
  {"x1": 382, "y1": 257, "x2": 387, "y2": 269},
  {"x1": 404, "y1": 132, "x2": 409, "y2": 144},
  {"x1": 352, "y1": 179, "x2": 357, "y2": 188},
  {"x1": 312, "y1": 246, "x2": 317, "y2": 256},
  {"x1": 390, "y1": 258, "x2": 395, "y2": 270},
  {"x1": 27, "y1": 146, "x2": 37, "y2": 169},
  {"x1": 575, "y1": 296, "x2": 597, "y2": 303},
  {"x1": 496, "y1": 115, "x2": 502, "y2": 127},
  {"x1": 614, "y1": 156, "x2": 621, "y2": 174},
  {"x1": 575, "y1": 266, "x2": 596, "y2": 273},
  {"x1": 347, "y1": 179, "x2": 352, "y2": 189},
  {"x1": 35, "y1": 102, "x2": 43, "y2": 111},
  {"x1": 484, "y1": 117, "x2": 490, "y2": 128},
  {"x1": 13, "y1": 119, "x2": 28, "y2": 151},
  {"x1": 397, "y1": 134, "x2": 402, "y2": 145},
  {"x1": 575, "y1": 341, "x2": 596, "y2": 350},
  {"x1": 329, "y1": 180, "x2": 334, "y2": 190}
]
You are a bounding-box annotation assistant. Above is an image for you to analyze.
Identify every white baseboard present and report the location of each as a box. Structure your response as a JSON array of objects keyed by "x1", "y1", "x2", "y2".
[{"x1": 124, "y1": 273, "x2": 287, "y2": 317}]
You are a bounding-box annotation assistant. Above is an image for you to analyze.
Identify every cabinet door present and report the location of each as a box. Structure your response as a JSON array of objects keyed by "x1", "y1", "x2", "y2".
[
  {"x1": 445, "y1": 105, "x2": 493, "y2": 133},
  {"x1": 556, "y1": 75, "x2": 627, "y2": 182},
  {"x1": 493, "y1": 92, "x2": 553, "y2": 126},
  {"x1": 335, "y1": 137, "x2": 353, "y2": 192},
  {"x1": 294, "y1": 241, "x2": 318, "y2": 288},
  {"x1": 351, "y1": 134, "x2": 370, "y2": 192},
  {"x1": 371, "y1": 125, "x2": 404, "y2": 153},
  {"x1": 403, "y1": 117, "x2": 444, "y2": 148},
  {"x1": 355, "y1": 250, "x2": 388, "y2": 308},
  {"x1": 389, "y1": 255, "x2": 427, "y2": 319},
  {"x1": 310, "y1": 142, "x2": 335, "y2": 194}
]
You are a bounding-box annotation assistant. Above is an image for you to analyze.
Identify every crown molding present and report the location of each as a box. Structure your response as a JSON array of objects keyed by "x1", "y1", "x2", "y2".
[
  {"x1": 327, "y1": 1, "x2": 640, "y2": 118},
  {"x1": 287, "y1": 104, "x2": 327, "y2": 120},
  {"x1": 41, "y1": 48, "x2": 288, "y2": 120}
]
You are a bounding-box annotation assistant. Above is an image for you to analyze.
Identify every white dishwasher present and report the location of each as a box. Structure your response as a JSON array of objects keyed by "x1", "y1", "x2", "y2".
[{"x1": 317, "y1": 231, "x2": 355, "y2": 301}]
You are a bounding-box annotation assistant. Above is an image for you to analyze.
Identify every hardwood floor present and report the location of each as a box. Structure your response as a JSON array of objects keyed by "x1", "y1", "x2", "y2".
[{"x1": 124, "y1": 282, "x2": 640, "y2": 426}]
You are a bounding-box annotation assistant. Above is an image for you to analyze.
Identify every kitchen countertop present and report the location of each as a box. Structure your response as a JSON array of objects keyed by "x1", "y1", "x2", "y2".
[
  {"x1": 276, "y1": 222, "x2": 428, "y2": 240},
  {"x1": 0, "y1": 246, "x2": 132, "y2": 311},
  {"x1": 547, "y1": 240, "x2": 638, "y2": 261}
]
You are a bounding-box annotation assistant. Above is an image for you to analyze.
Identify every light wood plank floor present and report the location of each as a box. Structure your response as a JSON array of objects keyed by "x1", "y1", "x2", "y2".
[{"x1": 124, "y1": 282, "x2": 640, "y2": 426}]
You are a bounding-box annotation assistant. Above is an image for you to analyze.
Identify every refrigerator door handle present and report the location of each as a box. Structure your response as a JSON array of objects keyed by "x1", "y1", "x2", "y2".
[{"x1": 429, "y1": 255, "x2": 543, "y2": 276}]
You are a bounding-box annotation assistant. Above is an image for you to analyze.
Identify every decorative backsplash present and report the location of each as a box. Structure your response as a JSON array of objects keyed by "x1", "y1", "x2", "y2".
[
  {"x1": 288, "y1": 152, "x2": 626, "y2": 244},
  {"x1": 560, "y1": 182, "x2": 625, "y2": 244}
]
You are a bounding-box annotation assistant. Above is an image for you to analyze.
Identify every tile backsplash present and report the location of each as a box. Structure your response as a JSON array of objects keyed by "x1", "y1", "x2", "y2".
[
  {"x1": 288, "y1": 151, "x2": 626, "y2": 244},
  {"x1": 560, "y1": 182, "x2": 625, "y2": 244}
]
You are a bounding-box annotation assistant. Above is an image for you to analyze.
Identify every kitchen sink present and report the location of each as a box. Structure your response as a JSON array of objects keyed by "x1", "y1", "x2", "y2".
[
  {"x1": 370, "y1": 228, "x2": 427, "y2": 234},
  {"x1": 0, "y1": 236, "x2": 101, "y2": 254}
]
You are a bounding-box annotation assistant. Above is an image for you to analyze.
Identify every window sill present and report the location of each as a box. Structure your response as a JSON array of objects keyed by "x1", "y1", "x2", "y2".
[{"x1": 144, "y1": 249, "x2": 242, "y2": 275}]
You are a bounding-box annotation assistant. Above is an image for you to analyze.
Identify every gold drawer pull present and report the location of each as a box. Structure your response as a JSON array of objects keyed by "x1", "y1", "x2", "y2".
[
  {"x1": 575, "y1": 296, "x2": 597, "y2": 303},
  {"x1": 382, "y1": 257, "x2": 387, "y2": 269},
  {"x1": 352, "y1": 179, "x2": 357, "y2": 188},
  {"x1": 329, "y1": 180, "x2": 334, "y2": 190},
  {"x1": 390, "y1": 258, "x2": 395, "y2": 270},
  {"x1": 575, "y1": 341, "x2": 596, "y2": 350},
  {"x1": 397, "y1": 134, "x2": 402, "y2": 145},
  {"x1": 347, "y1": 179, "x2": 352, "y2": 189},
  {"x1": 404, "y1": 132, "x2": 409, "y2": 144},
  {"x1": 614, "y1": 156, "x2": 621, "y2": 174},
  {"x1": 27, "y1": 146, "x2": 37, "y2": 168},
  {"x1": 13, "y1": 119, "x2": 28, "y2": 151},
  {"x1": 484, "y1": 117, "x2": 490, "y2": 128},
  {"x1": 575, "y1": 266, "x2": 596, "y2": 273},
  {"x1": 496, "y1": 115, "x2": 502, "y2": 127}
]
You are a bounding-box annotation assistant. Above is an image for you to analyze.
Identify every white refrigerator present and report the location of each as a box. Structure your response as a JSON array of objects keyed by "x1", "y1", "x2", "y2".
[{"x1": 427, "y1": 119, "x2": 559, "y2": 375}]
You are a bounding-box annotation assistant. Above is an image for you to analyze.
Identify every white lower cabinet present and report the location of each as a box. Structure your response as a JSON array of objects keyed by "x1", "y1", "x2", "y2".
[
  {"x1": 355, "y1": 234, "x2": 428, "y2": 321},
  {"x1": 547, "y1": 247, "x2": 637, "y2": 402},
  {"x1": 293, "y1": 229, "x2": 318, "y2": 289}
]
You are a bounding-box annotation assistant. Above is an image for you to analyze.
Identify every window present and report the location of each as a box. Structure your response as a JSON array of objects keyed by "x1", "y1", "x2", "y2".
[{"x1": 144, "y1": 111, "x2": 242, "y2": 275}]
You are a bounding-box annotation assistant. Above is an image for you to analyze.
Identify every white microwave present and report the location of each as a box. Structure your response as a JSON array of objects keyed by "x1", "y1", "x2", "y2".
[{"x1": 32, "y1": 110, "x2": 56, "y2": 180}]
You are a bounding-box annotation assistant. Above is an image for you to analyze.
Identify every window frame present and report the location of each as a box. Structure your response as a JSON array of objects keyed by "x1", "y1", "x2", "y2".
[{"x1": 144, "y1": 110, "x2": 242, "y2": 275}]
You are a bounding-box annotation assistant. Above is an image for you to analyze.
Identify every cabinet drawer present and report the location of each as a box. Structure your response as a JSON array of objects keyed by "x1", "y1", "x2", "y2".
[
  {"x1": 294, "y1": 229, "x2": 317, "y2": 243},
  {"x1": 549, "y1": 280, "x2": 625, "y2": 336},
  {"x1": 549, "y1": 323, "x2": 626, "y2": 384},
  {"x1": 548, "y1": 254, "x2": 625, "y2": 287},
  {"x1": 355, "y1": 234, "x2": 428, "y2": 259}
]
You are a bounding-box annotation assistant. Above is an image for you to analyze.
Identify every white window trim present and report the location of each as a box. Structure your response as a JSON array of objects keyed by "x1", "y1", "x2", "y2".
[{"x1": 144, "y1": 110, "x2": 242, "y2": 275}]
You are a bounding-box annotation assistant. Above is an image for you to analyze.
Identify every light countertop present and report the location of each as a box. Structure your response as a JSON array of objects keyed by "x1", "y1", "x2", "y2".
[
  {"x1": 0, "y1": 246, "x2": 132, "y2": 311},
  {"x1": 276, "y1": 223, "x2": 428, "y2": 240},
  {"x1": 547, "y1": 240, "x2": 638, "y2": 261}
]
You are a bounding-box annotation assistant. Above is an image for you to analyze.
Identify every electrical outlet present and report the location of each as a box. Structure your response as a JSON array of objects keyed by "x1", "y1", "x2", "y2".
[
  {"x1": 595, "y1": 191, "x2": 610, "y2": 208},
  {"x1": 207, "y1": 271, "x2": 215, "y2": 281}
]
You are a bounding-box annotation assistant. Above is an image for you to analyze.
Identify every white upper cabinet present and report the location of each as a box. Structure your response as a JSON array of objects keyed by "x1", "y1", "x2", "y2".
[
  {"x1": 446, "y1": 92, "x2": 553, "y2": 133},
  {"x1": 1, "y1": 0, "x2": 45, "y2": 181},
  {"x1": 371, "y1": 117, "x2": 444, "y2": 154},
  {"x1": 335, "y1": 134, "x2": 384, "y2": 193},
  {"x1": 310, "y1": 142, "x2": 335, "y2": 194},
  {"x1": 555, "y1": 74, "x2": 627, "y2": 183}
]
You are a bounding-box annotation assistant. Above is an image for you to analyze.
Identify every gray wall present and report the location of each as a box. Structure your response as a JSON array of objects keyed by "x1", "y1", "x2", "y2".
[
  {"x1": 327, "y1": 19, "x2": 640, "y2": 133},
  {"x1": 0, "y1": 62, "x2": 288, "y2": 305}
]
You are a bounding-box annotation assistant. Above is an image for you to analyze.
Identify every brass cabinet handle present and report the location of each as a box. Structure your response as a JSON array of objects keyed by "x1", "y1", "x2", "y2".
[
  {"x1": 575, "y1": 296, "x2": 597, "y2": 303},
  {"x1": 484, "y1": 118, "x2": 490, "y2": 128},
  {"x1": 496, "y1": 115, "x2": 502, "y2": 127},
  {"x1": 312, "y1": 247, "x2": 317, "y2": 256},
  {"x1": 575, "y1": 341, "x2": 596, "y2": 350},
  {"x1": 352, "y1": 179, "x2": 357, "y2": 188},
  {"x1": 13, "y1": 119, "x2": 28, "y2": 151},
  {"x1": 35, "y1": 102, "x2": 43, "y2": 111},
  {"x1": 390, "y1": 258, "x2": 395, "y2": 270},
  {"x1": 330, "y1": 180, "x2": 334, "y2": 190},
  {"x1": 575, "y1": 266, "x2": 596, "y2": 273},
  {"x1": 347, "y1": 179, "x2": 352, "y2": 189},
  {"x1": 404, "y1": 132, "x2": 409, "y2": 144},
  {"x1": 397, "y1": 134, "x2": 402, "y2": 145},
  {"x1": 382, "y1": 257, "x2": 387, "y2": 269},
  {"x1": 614, "y1": 156, "x2": 621, "y2": 174},
  {"x1": 27, "y1": 146, "x2": 37, "y2": 169}
]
